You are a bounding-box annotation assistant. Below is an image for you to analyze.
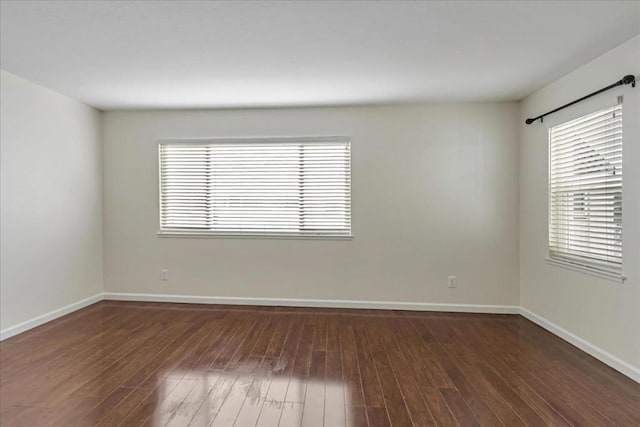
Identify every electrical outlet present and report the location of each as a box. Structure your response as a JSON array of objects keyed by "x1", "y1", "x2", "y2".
[
  {"x1": 160, "y1": 269, "x2": 169, "y2": 281},
  {"x1": 447, "y1": 275, "x2": 457, "y2": 288}
]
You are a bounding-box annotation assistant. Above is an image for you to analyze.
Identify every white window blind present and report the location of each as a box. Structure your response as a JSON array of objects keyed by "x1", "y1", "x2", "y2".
[
  {"x1": 549, "y1": 101, "x2": 623, "y2": 276},
  {"x1": 159, "y1": 138, "x2": 351, "y2": 238}
]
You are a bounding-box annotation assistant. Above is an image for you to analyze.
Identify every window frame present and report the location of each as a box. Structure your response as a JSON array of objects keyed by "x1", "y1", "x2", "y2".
[
  {"x1": 546, "y1": 101, "x2": 625, "y2": 283},
  {"x1": 157, "y1": 136, "x2": 353, "y2": 240}
]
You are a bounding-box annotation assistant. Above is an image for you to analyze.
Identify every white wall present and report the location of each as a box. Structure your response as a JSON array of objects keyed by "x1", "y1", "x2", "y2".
[
  {"x1": 0, "y1": 70, "x2": 103, "y2": 332},
  {"x1": 103, "y1": 103, "x2": 520, "y2": 308},
  {"x1": 519, "y1": 36, "x2": 640, "y2": 374}
]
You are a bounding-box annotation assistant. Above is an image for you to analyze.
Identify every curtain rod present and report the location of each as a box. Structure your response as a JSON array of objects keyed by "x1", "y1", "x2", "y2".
[{"x1": 525, "y1": 74, "x2": 636, "y2": 125}]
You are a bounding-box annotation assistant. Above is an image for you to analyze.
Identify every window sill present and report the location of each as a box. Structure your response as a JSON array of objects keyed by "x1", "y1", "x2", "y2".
[
  {"x1": 157, "y1": 231, "x2": 353, "y2": 241},
  {"x1": 545, "y1": 257, "x2": 626, "y2": 283}
]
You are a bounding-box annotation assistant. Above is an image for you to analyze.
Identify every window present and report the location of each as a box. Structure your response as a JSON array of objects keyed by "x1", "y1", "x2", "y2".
[
  {"x1": 159, "y1": 137, "x2": 351, "y2": 238},
  {"x1": 548, "y1": 101, "x2": 623, "y2": 278}
]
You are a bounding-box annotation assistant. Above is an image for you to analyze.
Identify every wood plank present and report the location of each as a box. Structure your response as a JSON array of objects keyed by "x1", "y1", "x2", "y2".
[
  {"x1": 301, "y1": 350, "x2": 326, "y2": 427},
  {"x1": 279, "y1": 402, "x2": 304, "y2": 427},
  {"x1": 339, "y1": 321, "x2": 365, "y2": 407},
  {"x1": 365, "y1": 406, "x2": 390, "y2": 427},
  {"x1": 188, "y1": 371, "x2": 239, "y2": 426},
  {"x1": 256, "y1": 400, "x2": 284, "y2": 426},
  {"x1": 232, "y1": 358, "x2": 274, "y2": 427},
  {"x1": 352, "y1": 322, "x2": 385, "y2": 407},
  {"x1": 345, "y1": 405, "x2": 367, "y2": 427}
]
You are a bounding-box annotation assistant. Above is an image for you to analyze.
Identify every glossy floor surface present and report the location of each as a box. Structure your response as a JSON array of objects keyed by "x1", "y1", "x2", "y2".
[{"x1": 1, "y1": 301, "x2": 639, "y2": 426}]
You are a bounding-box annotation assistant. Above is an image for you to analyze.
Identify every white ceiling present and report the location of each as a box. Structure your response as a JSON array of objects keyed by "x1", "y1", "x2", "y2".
[{"x1": 1, "y1": 1, "x2": 638, "y2": 110}]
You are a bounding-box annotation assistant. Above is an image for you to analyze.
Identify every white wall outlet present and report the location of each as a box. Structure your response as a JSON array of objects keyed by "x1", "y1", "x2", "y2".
[
  {"x1": 447, "y1": 275, "x2": 457, "y2": 288},
  {"x1": 160, "y1": 269, "x2": 169, "y2": 281}
]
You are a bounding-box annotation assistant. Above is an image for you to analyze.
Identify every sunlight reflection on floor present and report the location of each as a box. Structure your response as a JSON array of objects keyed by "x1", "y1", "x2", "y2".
[{"x1": 152, "y1": 369, "x2": 352, "y2": 426}]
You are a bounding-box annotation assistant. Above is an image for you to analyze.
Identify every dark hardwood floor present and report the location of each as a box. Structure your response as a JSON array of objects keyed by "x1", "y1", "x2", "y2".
[{"x1": 1, "y1": 301, "x2": 638, "y2": 426}]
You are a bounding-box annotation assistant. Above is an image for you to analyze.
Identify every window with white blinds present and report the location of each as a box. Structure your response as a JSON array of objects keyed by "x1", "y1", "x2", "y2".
[
  {"x1": 159, "y1": 137, "x2": 351, "y2": 238},
  {"x1": 549, "y1": 101, "x2": 623, "y2": 276}
]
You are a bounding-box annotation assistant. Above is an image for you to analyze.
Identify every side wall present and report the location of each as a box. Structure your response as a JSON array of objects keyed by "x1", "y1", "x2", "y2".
[
  {"x1": 0, "y1": 70, "x2": 103, "y2": 336},
  {"x1": 103, "y1": 103, "x2": 520, "y2": 310},
  {"x1": 519, "y1": 36, "x2": 640, "y2": 377}
]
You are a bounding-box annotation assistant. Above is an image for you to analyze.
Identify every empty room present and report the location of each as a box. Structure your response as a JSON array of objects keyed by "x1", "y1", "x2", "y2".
[{"x1": 1, "y1": 1, "x2": 639, "y2": 426}]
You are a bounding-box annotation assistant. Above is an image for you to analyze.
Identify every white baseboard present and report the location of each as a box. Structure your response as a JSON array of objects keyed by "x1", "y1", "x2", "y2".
[
  {"x1": 0, "y1": 293, "x2": 103, "y2": 341},
  {"x1": 2, "y1": 292, "x2": 637, "y2": 383},
  {"x1": 519, "y1": 307, "x2": 640, "y2": 383},
  {"x1": 102, "y1": 292, "x2": 520, "y2": 314}
]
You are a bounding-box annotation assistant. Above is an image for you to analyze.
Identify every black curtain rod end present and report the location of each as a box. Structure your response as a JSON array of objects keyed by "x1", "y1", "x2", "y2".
[{"x1": 622, "y1": 74, "x2": 635, "y2": 86}]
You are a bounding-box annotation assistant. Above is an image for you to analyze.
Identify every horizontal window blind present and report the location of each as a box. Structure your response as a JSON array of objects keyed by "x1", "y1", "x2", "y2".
[
  {"x1": 549, "y1": 102, "x2": 623, "y2": 274},
  {"x1": 159, "y1": 138, "x2": 351, "y2": 237}
]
